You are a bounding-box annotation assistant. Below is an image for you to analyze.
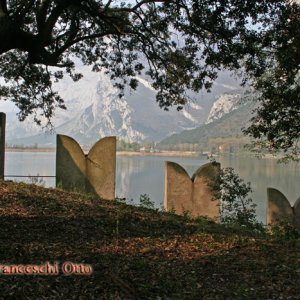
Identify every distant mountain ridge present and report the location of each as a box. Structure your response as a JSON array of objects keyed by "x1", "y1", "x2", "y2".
[
  {"x1": 5, "y1": 66, "x2": 241, "y2": 147},
  {"x1": 159, "y1": 92, "x2": 255, "y2": 149},
  {"x1": 206, "y1": 89, "x2": 244, "y2": 124}
]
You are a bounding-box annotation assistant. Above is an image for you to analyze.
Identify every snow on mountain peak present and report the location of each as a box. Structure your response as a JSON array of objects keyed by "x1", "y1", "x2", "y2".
[
  {"x1": 206, "y1": 90, "x2": 243, "y2": 124},
  {"x1": 5, "y1": 66, "x2": 241, "y2": 146}
]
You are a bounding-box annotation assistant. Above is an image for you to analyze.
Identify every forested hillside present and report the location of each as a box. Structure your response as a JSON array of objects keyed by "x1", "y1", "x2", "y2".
[{"x1": 159, "y1": 102, "x2": 254, "y2": 153}]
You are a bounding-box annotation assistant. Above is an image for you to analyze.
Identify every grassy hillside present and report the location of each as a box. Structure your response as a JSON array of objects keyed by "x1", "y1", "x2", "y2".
[
  {"x1": 0, "y1": 180, "x2": 299, "y2": 299},
  {"x1": 159, "y1": 102, "x2": 254, "y2": 151}
]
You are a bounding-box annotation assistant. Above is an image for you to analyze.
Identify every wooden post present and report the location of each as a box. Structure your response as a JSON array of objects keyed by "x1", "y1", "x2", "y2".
[{"x1": 0, "y1": 113, "x2": 6, "y2": 180}]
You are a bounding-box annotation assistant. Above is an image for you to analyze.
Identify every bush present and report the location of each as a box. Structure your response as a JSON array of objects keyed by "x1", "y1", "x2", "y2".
[
  {"x1": 268, "y1": 219, "x2": 299, "y2": 240},
  {"x1": 139, "y1": 194, "x2": 155, "y2": 209},
  {"x1": 27, "y1": 174, "x2": 46, "y2": 187},
  {"x1": 213, "y1": 167, "x2": 260, "y2": 228}
]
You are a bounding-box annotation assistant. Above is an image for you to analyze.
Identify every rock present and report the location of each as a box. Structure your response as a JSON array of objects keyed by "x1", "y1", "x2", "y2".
[
  {"x1": 164, "y1": 161, "x2": 220, "y2": 219},
  {"x1": 56, "y1": 134, "x2": 116, "y2": 200}
]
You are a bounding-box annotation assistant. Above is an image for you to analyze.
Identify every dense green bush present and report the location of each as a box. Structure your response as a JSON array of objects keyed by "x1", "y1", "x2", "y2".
[{"x1": 213, "y1": 166, "x2": 261, "y2": 229}]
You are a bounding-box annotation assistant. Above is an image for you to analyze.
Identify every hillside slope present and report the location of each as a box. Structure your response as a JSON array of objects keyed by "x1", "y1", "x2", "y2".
[
  {"x1": 0, "y1": 180, "x2": 299, "y2": 299},
  {"x1": 5, "y1": 67, "x2": 241, "y2": 147},
  {"x1": 159, "y1": 101, "x2": 254, "y2": 149}
]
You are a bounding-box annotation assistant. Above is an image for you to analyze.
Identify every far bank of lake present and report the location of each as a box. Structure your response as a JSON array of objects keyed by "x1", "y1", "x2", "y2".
[
  {"x1": 4, "y1": 150, "x2": 300, "y2": 223},
  {"x1": 5, "y1": 148, "x2": 199, "y2": 157}
]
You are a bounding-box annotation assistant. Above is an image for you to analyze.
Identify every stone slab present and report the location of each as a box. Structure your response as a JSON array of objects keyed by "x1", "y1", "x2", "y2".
[
  {"x1": 86, "y1": 136, "x2": 116, "y2": 200},
  {"x1": 192, "y1": 162, "x2": 220, "y2": 219},
  {"x1": 267, "y1": 188, "x2": 294, "y2": 225},
  {"x1": 0, "y1": 113, "x2": 6, "y2": 180},
  {"x1": 56, "y1": 135, "x2": 86, "y2": 193},
  {"x1": 56, "y1": 134, "x2": 116, "y2": 199},
  {"x1": 293, "y1": 196, "x2": 300, "y2": 230},
  {"x1": 164, "y1": 161, "x2": 193, "y2": 215},
  {"x1": 164, "y1": 161, "x2": 220, "y2": 219}
]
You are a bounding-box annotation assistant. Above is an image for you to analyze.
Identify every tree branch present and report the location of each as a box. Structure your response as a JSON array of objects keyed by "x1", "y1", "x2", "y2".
[
  {"x1": 42, "y1": 0, "x2": 76, "y2": 44},
  {"x1": 112, "y1": 0, "x2": 172, "y2": 12},
  {"x1": 104, "y1": 0, "x2": 114, "y2": 11},
  {"x1": 55, "y1": 30, "x2": 123, "y2": 57},
  {"x1": 0, "y1": 0, "x2": 8, "y2": 16},
  {"x1": 11, "y1": 0, "x2": 35, "y2": 24},
  {"x1": 36, "y1": 0, "x2": 51, "y2": 33}
]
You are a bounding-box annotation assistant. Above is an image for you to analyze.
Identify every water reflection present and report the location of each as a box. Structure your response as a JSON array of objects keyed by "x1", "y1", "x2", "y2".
[
  {"x1": 5, "y1": 152, "x2": 56, "y2": 187},
  {"x1": 218, "y1": 156, "x2": 300, "y2": 221},
  {"x1": 116, "y1": 156, "x2": 207, "y2": 206},
  {"x1": 4, "y1": 152, "x2": 300, "y2": 223}
]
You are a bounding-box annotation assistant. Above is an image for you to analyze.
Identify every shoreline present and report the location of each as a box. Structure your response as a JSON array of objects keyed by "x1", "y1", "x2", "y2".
[
  {"x1": 116, "y1": 151, "x2": 200, "y2": 157},
  {"x1": 5, "y1": 148, "x2": 289, "y2": 160},
  {"x1": 5, "y1": 148, "x2": 56, "y2": 152},
  {"x1": 5, "y1": 148, "x2": 200, "y2": 157}
]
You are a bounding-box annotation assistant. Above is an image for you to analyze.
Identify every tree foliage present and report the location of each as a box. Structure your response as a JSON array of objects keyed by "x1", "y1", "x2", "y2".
[
  {"x1": 213, "y1": 166, "x2": 259, "y2": 228},
  {"x1": 0, "y1": 0, "x2": 299, "y2": 155},
  {"x1": 243, "y1": 3, "x2": 300, "y2": 159}
]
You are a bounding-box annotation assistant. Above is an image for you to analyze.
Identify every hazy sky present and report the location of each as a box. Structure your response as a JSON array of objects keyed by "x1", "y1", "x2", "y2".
[{"x1": 0, "y1": 1, "x2": 155, "y2": 113}]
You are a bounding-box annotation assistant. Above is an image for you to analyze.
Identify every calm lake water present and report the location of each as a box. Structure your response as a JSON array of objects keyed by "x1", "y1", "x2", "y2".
[{"x1": 4, "y1": 151, "x2": 300, "y2": 223}]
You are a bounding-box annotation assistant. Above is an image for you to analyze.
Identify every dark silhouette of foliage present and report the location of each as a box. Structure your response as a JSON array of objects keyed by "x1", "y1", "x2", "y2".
[
  {"x1": 0, "y1": 1, "x2": 299, "y2": 156},
  {"x1": 214, "y1": 167, "x2": 259, "y2": 228}
]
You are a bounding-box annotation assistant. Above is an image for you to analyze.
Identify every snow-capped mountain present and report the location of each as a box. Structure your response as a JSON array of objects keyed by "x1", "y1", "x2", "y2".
[
  {"x1": 206, "y1": 89, "x2": 244, "y2": 124},
  {"x1": 4, "y1": 65, "x2": 240, "y2": 147},
  {"x1": 54, "y1": 68, "x2": 208, "y2": 145}
]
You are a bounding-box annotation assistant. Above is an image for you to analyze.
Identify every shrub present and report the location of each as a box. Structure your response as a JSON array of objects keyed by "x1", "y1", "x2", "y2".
[
  {"x1": 213, "y1": 167, "x2": 260, "y2": 228},
  {"x1": 139, "y1": 194, "x2": 155, "y2": 209}
]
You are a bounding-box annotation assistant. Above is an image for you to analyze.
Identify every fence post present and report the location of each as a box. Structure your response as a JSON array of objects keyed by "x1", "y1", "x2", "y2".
[{"x1": 0, "y1": 113, "x2": 6, "y2": 180}]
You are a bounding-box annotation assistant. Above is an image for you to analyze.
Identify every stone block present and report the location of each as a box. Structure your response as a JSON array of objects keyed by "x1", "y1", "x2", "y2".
[
  {"x1": 267, "y1": 188, "x2": 300, "y2": 230},
  {"x1": 192, "y1": 163, "x2": 220, "y2": 219},
  {"x1": 0, "y1": 113, "x2": 6, "y2": 180},
  {"x1": 293, "y1": 196, "x2": 300, "y2": 229},
  {"x1": 86, "y1": 137, "x2": 116, "y2": 200},
  {"x1": 267, "y1": 188, "x2": 294, "y2": 224},
  {"x1": 56, "y1": 135, "x2": 116, "y2": 200},
  {"x1": 164, "y1": 161, "x2": 220, "y2": 219},
  {"x1": 56, "y1": 135, "x2": 86, "y2": 193},
  {"x1": 164, "y1": 162, "x2": 193, "y2": 214}
]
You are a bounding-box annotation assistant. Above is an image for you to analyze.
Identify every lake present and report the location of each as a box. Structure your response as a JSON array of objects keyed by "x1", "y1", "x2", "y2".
[{"x1": 4, "y1": 151, "x2": 300, "y2": 223}]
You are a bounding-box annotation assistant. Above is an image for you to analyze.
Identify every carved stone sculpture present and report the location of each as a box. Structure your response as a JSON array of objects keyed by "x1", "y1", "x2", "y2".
[
  {"x1": 267, "y1": 188, "x2": 300, "y2": 230},
  {"x1": 0, "y1": 113, "x2": 6, "y2": 180},
  {"x1": 164, "y1": 161, "x2": 220, "y2": 219},
  {"x1": 294, "y1": 197, "x2": 300, "y2": 229},
  {"x1": 56, "y1": 135, "x2": 116, "y2": 200}
]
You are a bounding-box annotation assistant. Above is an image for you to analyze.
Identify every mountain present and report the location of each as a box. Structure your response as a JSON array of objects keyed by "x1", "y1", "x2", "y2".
[
  {"x1": 4, "y1": 65, "x2": 241, "y2": 147},
  {"x1": 206, "y1": 89, "x2": 244, "y2": 124},
  {"x1": 159, "y1": 95, "x2": 256, "y2": 150},
  {"x1": 54, "y1": 74, "x2": 209, "y2": 145}
]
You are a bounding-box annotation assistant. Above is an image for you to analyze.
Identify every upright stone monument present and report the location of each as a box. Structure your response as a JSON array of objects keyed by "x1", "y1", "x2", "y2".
[
  {"x1": 164, "y1": 161, "x2": 220, "y2": 219},
  {"x1": 56, "y1": 135, "x2": 116, "y2": 200},
  {"x1": 86, "y1": 137, "x2": 116, "y2": 200},
  {"x1": 0, "y1": 113, "x2": 6, "y2": 180},
  {"x1": 267, "y1": 188, "x2": 300, "y2": 230},
  {"x1": 192, "y1": 163, "x2": 221, "y2": 218},
  {"x1": 267, "y1": 188, "x2": 294, "y2": 224},
  {"x1": 56, "y1": 135, "x2": 86, "y2": 193},
  {"x1": 164, "y1": 162, "x2": 193, "y2": 214},
  {"x1": 294, "y1": 197, "x2": 300, "y2": 229}
]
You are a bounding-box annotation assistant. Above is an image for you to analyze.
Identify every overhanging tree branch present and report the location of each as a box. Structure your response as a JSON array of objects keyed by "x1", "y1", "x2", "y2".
[
  {"x1": 0, "y1": 0, "x2": 299, "y2": 159},
  {"x1": 0, "y1": 0, "x2": 8, "y2": 15}
]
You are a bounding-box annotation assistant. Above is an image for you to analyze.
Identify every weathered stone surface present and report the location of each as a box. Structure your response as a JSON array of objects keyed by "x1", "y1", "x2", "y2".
[
  {"x1": 192, "y1": 162, "x2": 220, "y2": 219},
  {"x1": 164, "y1": 162, "x2": 193, "y2": 214},
  {"x1": 164, "y1": 162, "x2": 220, "y2": 219},
  {"x1": 56, "y1": 134, "x2": 116, "y2": 199},
  {"x1": 0, "y1": 113, "x2": 6, "y2": 180},
  {"x1": 293, "y1": 196, "x2": 300, "y2": 229},
  {"x1": 56, "y1": 135, "x2": 86, "y2": 193},
  {"x1": 267, "y1": 188, "x2": 294, "y2": 225},
  {"x1": 86, "y1": 137, "x2": 116, "y2": 200}
]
